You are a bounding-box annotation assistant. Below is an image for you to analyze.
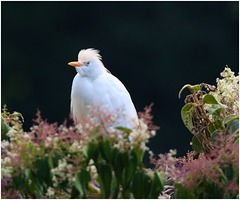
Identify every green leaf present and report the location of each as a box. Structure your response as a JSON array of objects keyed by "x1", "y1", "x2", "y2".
[
  {"x1": 70, "y1": 185, "x2": 80, "y2": 198},
  {"x1": 34, "y1": 159, "x2": 47, "y2": 183},
  {"x1": 24, "y1": 169, "x2": 37, "y2": 197},
  {"x1": 132, "y1": 171, "x2": 151, "y2": 198},
  {"x1": 75, "y1": 169, "x2": 91, "y2": 198},
  {"x1": 31, "y1": 158, "x2": 52, "y2": 193},
  {"x1": 112, "y1": 149, "x2": 123, "y2": 186},
  {"x1": 91, "y1": 126, "x2": 99, "y2": 140},
  {"x1": 96, "y1": 164, "x2": 112, "y2": 199},
  {"x1": 112, "y1": 149, "x2": 137, "y2": 197},
  {"x1": 203, "y1": 94, "x2": 218, "y2": 104},
  {"x1": 24, "y1": 168, "x2": 45, "y2": 198},
  {"x1": 124, "y1": 150, "x2": 138, "y2": 190},
  {"x1": 1, "y1": 117, "x2": 9, "y2": 140},
  {"x1": 51, "y1": 155, "x2": 61, "y2": 168},
  {"x1": 208, "y1": 124, "x2": 216, "y2": 134},
  {"x1": 111, "y1": 176, "x2": 119, "y2": 199},
  {"x1": 12, "y1": 173, "x2": 26, "y2": 195},
  {"x1": 99, "y1": 139, "x2": 112, "y2": 162},
  {"x1": 224, "y1": 115, "x2": 239, "y2": 125},
  {"x1": 121, "y1": 152, "x2": 131, "y2": 191},
  {"x1": 203, "y1": 94, "x2": 227, "y2": 108},
  {"x1": 122, "y1": 188, "x2": 131, "y2": 199},
  {"x1": 74, "y1": 174, "x2": 83, "y2": 196},
  {"x1": 207, "y1": 104, "x2": 223, "y2": 116},
  {"x1": 216, "y1": 168, "x2": 228, "y2": 185},
  {"x1": 84, "y1": 142, "x2": 99, "y2": 162},
  {"x1": 214, "y1": 119, "x2": 225, "y2": 130},
  {"x1": 9, "y1": 112, "x2": 24, "y2": 122},
  {"x1": 121, "y1": 152, "x2": 129, "y2": 169},
  {"x1": 174, "y1": 183, "x2": 196, "y2": 199},
  {"x1": 211, "y1": 130, "x2": 221, "y2": 143},
  {"x1": 181, "y1": 104, "x2": 194, "y2": 133},
  {"x1": 222, "y1": 166, "x2": 234, "y2": 181},
  {"x1": 192, "y1": 135, "x2": 203, "y2": 153},
  {"x1": 178, "y1": 84, "x2": 200, "y2": 99},
  {"x1": 234, "y1": 138, "x2": 239, "y2": 144},
  {"x1": 2, "y1": 113, "x2": 8, "y2": 118},
  {"x1": 213, "y1": 107, "x2": 223, "y2": 115},
  {"x1": 132, "y1": 147, "x2": 144, "y2": 164},
  {"x1": 148, "y1": 171, "x2": 165, "y2": 198},
  {"x1": 225, "y1": 119, "x2": 239, "y2": 136},
  {"x1": 114, "y1": 126, "x2": 132, "y2": 134},
  {"x1": 47, "y1": 156, "x2": 54, "y2": 169}
]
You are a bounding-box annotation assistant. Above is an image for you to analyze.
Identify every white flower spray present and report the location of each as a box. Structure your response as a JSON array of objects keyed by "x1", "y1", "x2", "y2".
[{"x1": 210, "y1": 66, "x2": 239, "y2": 115}]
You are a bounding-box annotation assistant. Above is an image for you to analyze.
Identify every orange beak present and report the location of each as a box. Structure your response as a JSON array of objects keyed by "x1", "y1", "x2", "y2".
[{"x1": 68, "y1": 61, "x2": 84, "y2": 67}]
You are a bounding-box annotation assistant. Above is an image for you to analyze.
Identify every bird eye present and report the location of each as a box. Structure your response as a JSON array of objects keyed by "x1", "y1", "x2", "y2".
[{"x1": 86, "y1": 61, "x2": 90, "y2": 66}]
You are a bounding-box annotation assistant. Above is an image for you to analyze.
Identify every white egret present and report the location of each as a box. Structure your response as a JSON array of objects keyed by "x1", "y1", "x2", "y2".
[{"x1": 68, "y1": 48, "x2": 138, "y2": 130}]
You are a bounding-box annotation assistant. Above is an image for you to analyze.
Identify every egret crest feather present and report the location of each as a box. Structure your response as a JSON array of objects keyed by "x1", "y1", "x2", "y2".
[{"x1": 78, "y1": 48, "x2": 102, "y2": 61}]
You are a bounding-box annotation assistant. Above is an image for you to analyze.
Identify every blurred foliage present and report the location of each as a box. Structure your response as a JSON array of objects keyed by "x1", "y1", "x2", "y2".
[
  {"x1": 1, "y1": 67, "x2": 238, "y2": 199},
  {"x1": 1, "y1": 105, "x2": 165, "y2": 199}
]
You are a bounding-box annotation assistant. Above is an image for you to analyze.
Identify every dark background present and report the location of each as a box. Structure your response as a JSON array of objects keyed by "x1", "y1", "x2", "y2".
[{"x1": 2, "y1": 2, "x2": 239, "y2": 162}]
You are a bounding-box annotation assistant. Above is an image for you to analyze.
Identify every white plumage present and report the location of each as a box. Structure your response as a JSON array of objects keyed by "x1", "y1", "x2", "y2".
[{"x1": 69, "y1": 48, "x2": 138, "y2": 130}]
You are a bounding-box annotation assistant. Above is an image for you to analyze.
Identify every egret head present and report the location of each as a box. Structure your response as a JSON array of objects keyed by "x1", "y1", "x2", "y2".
[{"x1": 68, "y1": 48, "x2": 108, "y2": 78}]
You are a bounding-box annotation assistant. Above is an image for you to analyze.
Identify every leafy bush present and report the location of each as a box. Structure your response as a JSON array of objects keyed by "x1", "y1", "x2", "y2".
[
  {"x1": 1, "y1": 105, "x2": 164, "y2": 199},
  {"x1": 152, "y1": 66, "x2": 239, "y2": 198},
  {"x1": 1, "y1": 67, "x2": 239, "y2": 199}
]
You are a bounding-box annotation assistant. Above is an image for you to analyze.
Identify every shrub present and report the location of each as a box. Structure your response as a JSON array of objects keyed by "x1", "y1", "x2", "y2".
[
  {"x1": 1, "y1": 105, "x2": 164, "y2": 199},
  {"x1": 1, "y1": 66, "x2": 239, "y2": 199},
  {"x1": 153, "y1": 66, "x2": 239, "y2": 198}
]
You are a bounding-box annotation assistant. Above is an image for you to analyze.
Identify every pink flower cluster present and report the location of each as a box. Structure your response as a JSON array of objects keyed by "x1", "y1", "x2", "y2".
[
  {"x1": 2, "y1": 104, "x2": 159, "y2": 198},
  {"x1": 152, "y1": 134, "x2": 238, "y2": 198},
  {"x1": 180, "y1": 135, "x2": 239, "y2": 197},
  {"x1": 1, "y1": 177, "x2": 21, "y2": 199}
]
